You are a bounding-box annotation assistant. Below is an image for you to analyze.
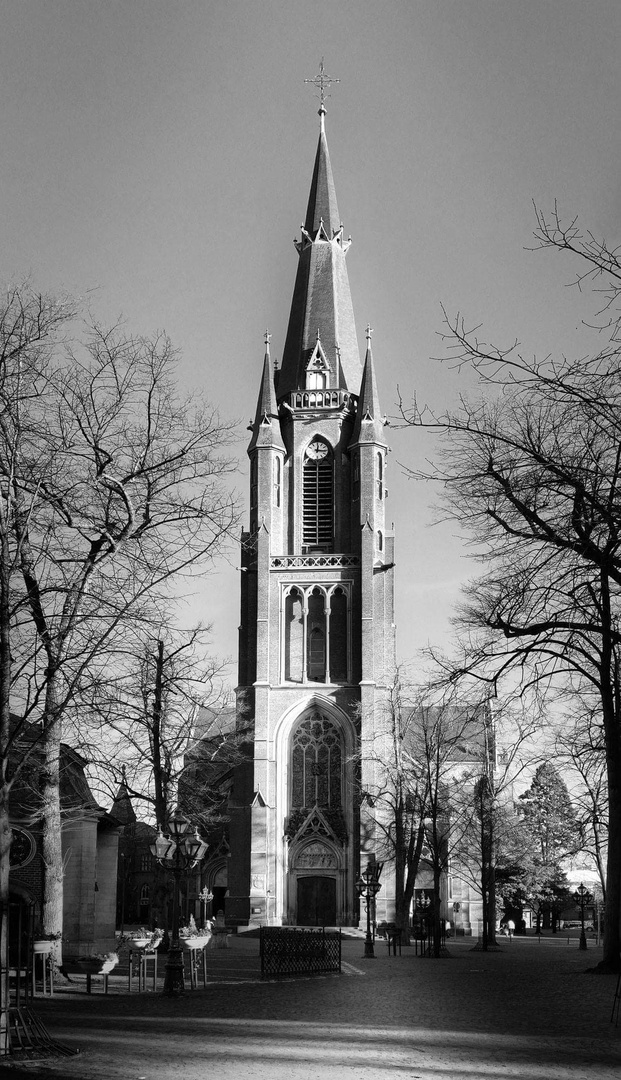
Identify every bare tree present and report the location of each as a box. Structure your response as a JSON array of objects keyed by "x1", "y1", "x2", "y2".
[
  {"x1": 0, "y1": 286, "x2": 76, "y2": 1051},
  {"x1": 75, "y1": 621, "x2": 245, "y2": 833},
  {"x1": 0, "y1": 285, "x2": 239, "y2": 1049},
  {"x1": 400, "y1": 206, "x2": 621, "y2": 970},
  {"x1": 447, "y1": 698, "x2": 541, "y2": 949},
  {"x1": 358, "y1": 674, "x2": 493, "y2": 953},
  {"x1": 552, "y1": 704, "x2": 608, "y2": 898},
  {"x1": 357, "y1": 675, "x2": 427, "y2": 945}
]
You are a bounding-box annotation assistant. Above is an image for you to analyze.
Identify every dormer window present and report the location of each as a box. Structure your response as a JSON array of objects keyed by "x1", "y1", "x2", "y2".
[
  {"x1": 307, "y1": 371, "x2": 327, "y2": 390},
  {"x1": 305, "y1": 338, "x2": 331, "y2": 391}
]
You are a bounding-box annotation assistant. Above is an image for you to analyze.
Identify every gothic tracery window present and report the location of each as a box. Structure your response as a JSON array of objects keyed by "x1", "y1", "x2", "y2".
[
  {"x1": 291, "y1": 714, "x2": 342, "y2": 810},
  {"x1": 282, "y1": 584, "x2": 350, "y2": 684}
]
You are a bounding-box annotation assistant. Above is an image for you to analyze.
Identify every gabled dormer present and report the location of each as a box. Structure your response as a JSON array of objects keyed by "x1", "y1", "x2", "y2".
[{"x1": 305, "y1": 336, "x2": 332, "y2": 389}]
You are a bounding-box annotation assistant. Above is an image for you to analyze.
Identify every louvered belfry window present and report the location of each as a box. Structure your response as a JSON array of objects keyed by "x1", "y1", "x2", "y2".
[{"x1": 303, "y1": 439, "x2": 333, "y2": 550}]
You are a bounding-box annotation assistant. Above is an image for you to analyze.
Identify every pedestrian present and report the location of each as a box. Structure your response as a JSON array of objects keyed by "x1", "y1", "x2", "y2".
[{"x1": 507, "y1": 919, "x2": 515, "y2": 939}]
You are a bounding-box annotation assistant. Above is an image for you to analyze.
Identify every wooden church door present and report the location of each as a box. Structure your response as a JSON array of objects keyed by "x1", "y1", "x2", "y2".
[{"x1": 296, "y1": 876, "x2": 336, "y2": 926}]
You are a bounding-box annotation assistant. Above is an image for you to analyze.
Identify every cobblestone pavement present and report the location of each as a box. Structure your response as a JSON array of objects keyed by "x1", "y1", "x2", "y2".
[{"x1": 3, "y1": 934, "x2": 621, "y2": 1080}]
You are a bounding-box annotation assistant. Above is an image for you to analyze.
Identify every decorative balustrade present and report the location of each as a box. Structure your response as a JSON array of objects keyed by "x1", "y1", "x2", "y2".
[
  {"x1": 285, "y1": 390, "x2": 357, "y2": 412},
  {"x1": 271, "y1": 554, "x2": 359, "y2": 570}
]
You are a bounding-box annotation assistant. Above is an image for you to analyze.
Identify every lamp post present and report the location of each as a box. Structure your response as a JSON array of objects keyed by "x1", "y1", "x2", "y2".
[
  {"x1": 356, "y1": 861, "x2": 383, "y2": 959},
  {"x1": 150, "y1": 811, "x2": 208, "y2": 995},
  {"x1": 199, "y1": 886, "x2": 214, "y2": 926},
  {"x1": 416, "y1": 891, "x2": 431, "y2": 950},
  {"x1": 573, "y1": 883, "x2": 593, "y2": 952}
]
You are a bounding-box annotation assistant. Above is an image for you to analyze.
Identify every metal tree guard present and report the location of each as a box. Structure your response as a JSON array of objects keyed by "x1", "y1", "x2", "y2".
[
  {"x1": 150, "y1": 811, "x2": 208, "y2": 995},
  {"x1": 356, "y1": 861, "x2": 383, "y2": 959}
]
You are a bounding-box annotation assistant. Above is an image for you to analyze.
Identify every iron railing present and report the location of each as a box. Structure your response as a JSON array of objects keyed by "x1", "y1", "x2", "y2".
[{"x1": 260, "y1": 927, "x2": 341, "y2": 979}]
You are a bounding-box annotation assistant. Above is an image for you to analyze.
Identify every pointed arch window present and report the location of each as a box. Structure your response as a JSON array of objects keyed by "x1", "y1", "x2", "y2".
[
  {"x1": 303, "y1": 439, "x2": 333, "y2": 551},
  {"x1": 284, "y1": 587, "x2": 304, "y2": 683},
  {"x1": 307, "y1": 587, "x2": 326, "y2": 682},
  {"x1": 291, "y1": 714, "x2": 343, "y2": 810},
  {"x1": 377, "y1": 452, "x2": 384, "y2": 500},
  {"x1": 329, "y1": 587, "x2": 348, "y2": 682},
  {"x1": 282, "y1": 583, "x2": 350, "y2": 685},
  {"x1": 273, "y1": 456, "x2": 281, "y2": 507},
  {"x1": 250, "y1": 456, "x2": 258, "y2": 532}
]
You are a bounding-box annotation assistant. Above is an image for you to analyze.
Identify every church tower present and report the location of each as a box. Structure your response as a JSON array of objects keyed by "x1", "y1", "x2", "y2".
[{"x1": 228, "y1": 91, "x2": 396, "y2": 928}]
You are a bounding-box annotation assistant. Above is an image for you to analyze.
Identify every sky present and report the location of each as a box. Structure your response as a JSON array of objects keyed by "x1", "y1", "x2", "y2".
[{"x1": 2, "y1": 0, "x2": 621, "y2": 678}]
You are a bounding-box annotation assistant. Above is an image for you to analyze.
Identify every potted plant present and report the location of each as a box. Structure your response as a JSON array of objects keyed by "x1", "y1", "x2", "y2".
[
  {"x1": 33, "y1": 930, "x2": 63, "y2": 955},
  {"x1": 179, "y1": 915, "x2": 212, "y2": 950},
  {"x1": 119, "y1": 927, "x2": 164, "y2": 951},
  {"x1": 75, "y1": 951, "x2": 119, "y2": 975}
]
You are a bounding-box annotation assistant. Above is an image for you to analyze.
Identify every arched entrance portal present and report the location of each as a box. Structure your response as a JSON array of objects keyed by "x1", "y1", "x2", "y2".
[{"x1": 286, "y1": 710, "x2": 348, "y2": 925}]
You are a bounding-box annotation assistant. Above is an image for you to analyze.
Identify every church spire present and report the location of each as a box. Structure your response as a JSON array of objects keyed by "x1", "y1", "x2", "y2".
[
  {"x1": 110, "y1": 768, "x2": 137, "y2": 826},
  {"x1": 350, "y1": 326, "x2": 385, "y2": 446},
  {"x1": 277, "y1": 76, "x2": 362, "y2": 402},
  {"x1": 302, "y1": 113, "x2": 341, "y2": 239},
  {"x1": 248, "y1": 332, "x2": 285, "y2": 452},
  {"x1": 303, "y1": 59, "x2": 341, "y2": 236}
]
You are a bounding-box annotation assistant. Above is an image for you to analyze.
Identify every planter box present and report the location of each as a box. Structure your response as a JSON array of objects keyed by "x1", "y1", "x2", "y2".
[
  {"x1": 33, "y1": 940, "x2": 54, "y2": 955},
  {"x1": 75, "y1": 957, "x2": 118, "y2": 975},
  {"x1": 127, "y1": 937, "x2": 162, "y2": 951},
  {"x1": 181, "y1": 935, "x2": 212, "y2": 950}
]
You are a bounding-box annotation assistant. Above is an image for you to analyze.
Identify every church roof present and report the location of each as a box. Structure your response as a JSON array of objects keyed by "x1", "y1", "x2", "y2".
[
  {"x1": 110, "y1": 774, "x2": 137, "y2": 825},
  {"x1": 277, "y1": 114, "x2": 362, "y2": 400}
]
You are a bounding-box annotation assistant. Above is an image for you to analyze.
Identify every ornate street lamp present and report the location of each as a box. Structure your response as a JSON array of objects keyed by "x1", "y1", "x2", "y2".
[
  {"x1": 356, "y1": 860, "x2": 383, "y2": 959},
  {"x1": 416, "y1": 891, "x2": 432, "y2": 950},
  {"x1": 573, "y1": 882, "x2": 593, "y2": 952},
  {"x1": 199, "y1": 886, "x2": 214, "y2": 926},
  {"x1": 150, "y1": 811, "x2": 208, "y2": 994}
]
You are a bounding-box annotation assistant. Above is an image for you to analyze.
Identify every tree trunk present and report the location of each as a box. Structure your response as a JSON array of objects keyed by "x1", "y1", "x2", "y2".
[
  {"x1": 599, "y1": 745, "x2": 621, "y2": 970},
  {"x1": 151, "y1": 640, "x2": 167, "y2": 830},
  {"x1": 41, "y1": 674, "x2": 64, "y2": 967},
  {"x1": 0, "y1": 793, "x2": 11, "y2": 1055},
  {"x1": 0, "y1": 532, "x2": 13, "y2": 1053},
  {"x1": 432, "y1": 862, "x2": 443, "y2": 957},
  {"x1": 596, "y1": 580, "x2": 621, "y2": 972},
  {"x1": 487, "y1": 829, "x2": 497, "y2": 948}
]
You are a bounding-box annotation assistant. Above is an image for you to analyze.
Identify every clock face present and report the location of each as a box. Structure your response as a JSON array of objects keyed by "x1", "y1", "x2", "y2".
[{"x1": 307, "y1": 439, "x2": 328, "y2": 461}]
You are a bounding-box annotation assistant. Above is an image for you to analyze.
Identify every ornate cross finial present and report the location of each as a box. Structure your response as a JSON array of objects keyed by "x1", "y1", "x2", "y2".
[
  {"x1": 366, "y1": 324, "x2": 374, "y2": 345},
  {"x1": 305, "y1": 58, "x2": 340, "y2": 123},
  {"x1": 264, "y1": 329, "x2": 272, "y2": 350}
]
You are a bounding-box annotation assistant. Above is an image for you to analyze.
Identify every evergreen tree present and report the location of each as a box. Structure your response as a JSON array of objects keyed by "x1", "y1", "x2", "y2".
[
  {"x1": 516, "y1": 763, "x2": 579, "y2": 931},
  {"x1": 518, "y1": 763, "x2": 579, "y2": 867}
]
